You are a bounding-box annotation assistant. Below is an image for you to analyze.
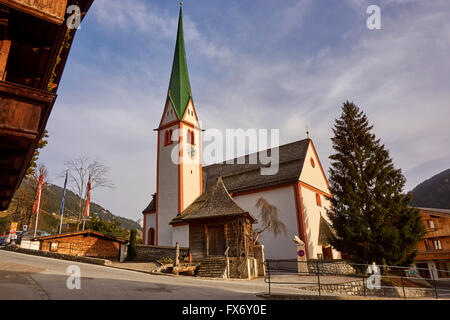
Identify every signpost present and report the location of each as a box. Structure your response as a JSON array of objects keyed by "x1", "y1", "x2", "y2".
[
  {"x1": 10, "y1": 222, "x2": 17, "y2": 234},
  {"x1": 293, "y1": 236, "x2": 308, "y2": 274},
  {"x1": 9, "y1": 222, "x2": 18, "y2": 242}
]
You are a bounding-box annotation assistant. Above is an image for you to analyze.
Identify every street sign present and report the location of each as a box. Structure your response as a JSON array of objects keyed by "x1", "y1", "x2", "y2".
[
  {"x1": 297, "y1": 249, "x2": 305, "y2": 257},
  {"x1": 10, "y1": 222, "x2": 18, "y2": 234},
  {"x1": 23, "y1": 225, "x2": 28, "y2": 231}
]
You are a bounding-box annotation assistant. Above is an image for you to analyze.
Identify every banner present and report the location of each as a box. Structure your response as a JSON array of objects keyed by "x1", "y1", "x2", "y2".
[
  {"x1": 33, "y1": 173, "x2": 44, "y2": 215},
  {"x1": 84, "y1": 178, "x2": 91, "y2": 218},
  {"x1": 59, "y1": 170, "x2": 68, "y2": 234}
]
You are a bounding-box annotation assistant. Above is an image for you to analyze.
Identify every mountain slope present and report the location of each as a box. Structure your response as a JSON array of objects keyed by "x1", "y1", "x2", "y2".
[
  {"x1": 410, "y1": 169, "x2": 450, "y2": 209},
  {"x1": 32, "y1": 181, "x2": 141, "y2": 231}
]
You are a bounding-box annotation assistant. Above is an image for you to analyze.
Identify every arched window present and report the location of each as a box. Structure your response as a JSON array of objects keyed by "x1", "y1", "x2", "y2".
[
  {"x1": 168, "y1": 129, "x2": 173, "y2": 144},
  {"x1": 148, "y1": 228, "x2": 155, "y2": 246},
  {"x1": 316, "y1": 193, "x2": 322, "y2": 207},
  {"x1": 191, "y1": 130, "x2": 195, "y2": 145},
  {"x1": 187, "y1": 129, "x2": 194, "y2": 145}
]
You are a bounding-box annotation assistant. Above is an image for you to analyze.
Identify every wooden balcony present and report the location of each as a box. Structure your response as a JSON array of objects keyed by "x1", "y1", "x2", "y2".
[
  {"x1": 0, "y1": 0, "x2": 94, "y2": 210},
  {"x1": 416, "y1": 249, "x2": 450, "y2": 261},
  {"x1": 0, "y1": 80, "x2": 56, "y2": 210},
  {"x1": 0, "y1": 0, "x2": 68, "y2": 25}
]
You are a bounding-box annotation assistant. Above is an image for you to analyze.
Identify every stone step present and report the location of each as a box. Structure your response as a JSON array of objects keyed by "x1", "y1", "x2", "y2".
[
  {"x1": 197, "y1": 270, "x2": 226, "y2": 275},
  {"x1": 197, "y1": 271, "x2": 225, "y2": 276},
  {"x1": 199, "y1": 263, "x2": 227, "y2": 267},
  {"x1": 198, "y1": 268, "x2": 226, "y2": 272}
]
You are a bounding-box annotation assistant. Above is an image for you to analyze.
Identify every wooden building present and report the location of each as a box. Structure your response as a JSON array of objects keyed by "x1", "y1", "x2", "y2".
[
  {"x1": 170, "y1": 176, "x2": 260, "y2": 278},
  {"x1": 0, "y1": 0, "x2": 94, "y2": 211},
  {"x1": 171, "y1": 176, "x2": 256, "y2": 262},
  {"x1": 414, "y1": 207, "x2": 450, "y2": 279},
  {"x1": 38, "y1": 230, "x2": 128, "y2": 260}
]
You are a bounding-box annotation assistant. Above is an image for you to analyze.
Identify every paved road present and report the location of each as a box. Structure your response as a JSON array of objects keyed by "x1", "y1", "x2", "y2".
[{"x1": 0, "y1": 250, "x2": 280, "y2": 300}]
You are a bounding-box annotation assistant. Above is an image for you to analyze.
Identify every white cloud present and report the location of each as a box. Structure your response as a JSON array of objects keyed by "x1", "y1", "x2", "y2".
[{"x1": 41, "y1": 1, "x2": 450, "y2": 221}]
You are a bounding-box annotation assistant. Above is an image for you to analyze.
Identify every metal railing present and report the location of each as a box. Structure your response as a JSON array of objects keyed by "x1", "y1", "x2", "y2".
[{"x1": 264, "y1": 259, "x2": 450, "y2": 299}]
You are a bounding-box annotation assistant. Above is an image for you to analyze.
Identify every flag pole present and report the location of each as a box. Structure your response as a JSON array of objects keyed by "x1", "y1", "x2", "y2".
[
  {"x1": 82, "y1": 175, "x2": 91, "y2": 231},
  {"x1": 59, "y1": 170, "x2": 68, "y2": 234},
  {"x1": 33, "y1": 174, "x2": 44, "y2": 238},
  {"x1": 34, "y1": 210, "x2": 39, "y2": 238}
]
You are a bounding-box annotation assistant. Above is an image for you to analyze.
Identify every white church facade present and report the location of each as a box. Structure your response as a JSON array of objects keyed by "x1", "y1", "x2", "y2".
[{"x1": 142, "y1": 6, "x2": 340, "y2": 260}]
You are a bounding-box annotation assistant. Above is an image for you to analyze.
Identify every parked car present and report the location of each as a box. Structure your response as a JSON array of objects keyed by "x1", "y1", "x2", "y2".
[
  {"x1": 21, "y1": 230, "x2": 50, "y2": 240},
  {"x1": 0, "y1": 235, "x2": 8, "y2": 246}
]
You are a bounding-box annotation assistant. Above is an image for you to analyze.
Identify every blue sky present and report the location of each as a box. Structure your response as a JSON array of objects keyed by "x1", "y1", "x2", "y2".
[{"x1": 40, "y1": 0, "x2": 450, "y2": 221}]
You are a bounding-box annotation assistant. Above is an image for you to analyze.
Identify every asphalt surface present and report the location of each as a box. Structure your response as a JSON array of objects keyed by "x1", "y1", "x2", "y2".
[{"x1": 0, "y1": 250, "x2": 274, "y2": 300}]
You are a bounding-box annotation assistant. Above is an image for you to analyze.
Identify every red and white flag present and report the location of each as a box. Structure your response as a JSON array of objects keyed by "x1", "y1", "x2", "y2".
[
  {"x1": 84, "y1": 178, "x2": 91, "y2": 218},
  {"x1": 33, "y1": 173, "x2": 44, "y2": 215}
]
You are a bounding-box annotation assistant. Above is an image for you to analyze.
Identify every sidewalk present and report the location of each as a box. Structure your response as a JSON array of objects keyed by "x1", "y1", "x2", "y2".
[{"x1": 108, "y1": 261, "x2": 161, "y2": 273}]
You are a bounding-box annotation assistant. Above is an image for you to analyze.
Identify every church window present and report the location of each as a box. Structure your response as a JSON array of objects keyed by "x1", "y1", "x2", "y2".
[
  {"x1": 164, "y1": 130, "x2": 173, "y2": 146},
  {"x1": 187, "y1": 129, "x2": 195, "y2": 145},
  {"x1": 168, "y1": 129, "x2": 173, "y2": 144},
  {"x1": 164, "y1": 131, "x2": 168, "y2": 146},
  {"x1": 310, "y1": 157, "x2": 315, "y2": 168},
  {"x1": 316, "y1": 193, "x2": 321, "y2": 207}
]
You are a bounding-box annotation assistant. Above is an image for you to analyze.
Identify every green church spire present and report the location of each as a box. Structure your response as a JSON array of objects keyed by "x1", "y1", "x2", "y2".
[{"x1": 168, "y1": 5, "x2": 192, "y2": 120}]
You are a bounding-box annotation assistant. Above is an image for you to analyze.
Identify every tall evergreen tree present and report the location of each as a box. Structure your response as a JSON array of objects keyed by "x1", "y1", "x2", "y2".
[{"x1": 327, "y1": 101, "x2": 425, "y2": 266}]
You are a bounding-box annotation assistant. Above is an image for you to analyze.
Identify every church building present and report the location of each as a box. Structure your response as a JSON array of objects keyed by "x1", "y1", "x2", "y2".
[{"x1": 142, "y1": 6, "x2": 339, "y2": 261}]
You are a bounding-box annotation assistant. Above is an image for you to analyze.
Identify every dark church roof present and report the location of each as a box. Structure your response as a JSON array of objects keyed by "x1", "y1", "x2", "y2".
[
  {"x1": 202, "y1": 139, "x2": 311, "y2": 194},
  {"x1": 171, "y1": 177, "x2": 255, "y2": 224},
  {"x1": 142, "y1": 193, "x2": 156, "y2": 214},
  {"x1": 318, "y1": 215, "x2": 337, "y2": 246}
]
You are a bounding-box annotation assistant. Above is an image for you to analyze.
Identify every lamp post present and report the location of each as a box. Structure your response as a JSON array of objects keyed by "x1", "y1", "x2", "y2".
[{"x1": 364, "y1": 227, "x2": 370, "y2": 265}]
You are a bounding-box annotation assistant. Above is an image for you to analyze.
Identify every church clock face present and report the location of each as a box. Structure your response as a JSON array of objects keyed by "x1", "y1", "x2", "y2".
[{"x1": 189, "y1": 145, "x2": 196, "y2": 159}]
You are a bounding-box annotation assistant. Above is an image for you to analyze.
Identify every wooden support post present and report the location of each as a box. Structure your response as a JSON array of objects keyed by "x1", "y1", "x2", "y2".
[
  {"x1": 0, "y1": 39, "x2": 10, "y2": 80},
  {"x1": 175, "y1": 242, "x2": 180, "y2": 267}
]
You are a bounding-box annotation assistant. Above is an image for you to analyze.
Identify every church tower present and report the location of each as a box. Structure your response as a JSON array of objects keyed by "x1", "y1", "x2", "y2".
[{"x1": 151, "y1": 5, "x2": 202, "y2": 247}]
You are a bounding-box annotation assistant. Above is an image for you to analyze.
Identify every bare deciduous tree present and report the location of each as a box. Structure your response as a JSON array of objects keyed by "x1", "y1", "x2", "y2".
[
  {"x1": 253, "y1": 197, "x2": 287, "y2": 244},
  {"x1": 13, "y1": 163, "x2": 50, "y2": 229},
  {"x1": 61, "y1": 156, "x2": 114, "y2": 230}
]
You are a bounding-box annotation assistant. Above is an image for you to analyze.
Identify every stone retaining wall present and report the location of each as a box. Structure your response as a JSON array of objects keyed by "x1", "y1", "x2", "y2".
[
  {"x1": 135, "y1": 244, "x2": 189, "y2": 262},
  {"x1": 307, "y1": 259, "x2": 357, "y2": 275},
  {"x1": 304, "y1": 280, "x2": 435, "y2": 298},
  {"x1": 1, "y1": 246, "x2": 111, "y2": 265}
]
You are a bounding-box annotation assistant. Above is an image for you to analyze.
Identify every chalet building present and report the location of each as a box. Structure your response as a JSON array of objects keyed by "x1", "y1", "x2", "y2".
[
  {"x1": 414, "y1": 208, "x2": 450, "y2": 279},
  {"x1": 38, "y1": 230, "x2": 128, "y2": 260},
  {"x1": 0, "y1": 0, "x2": 94, "y2": 211},
  {"x1": 170, "y1": 177, "x2": 256, "y2": 262},
  {"x1": 142, "y1": 5, "x2": 339, "y2": 261}
]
